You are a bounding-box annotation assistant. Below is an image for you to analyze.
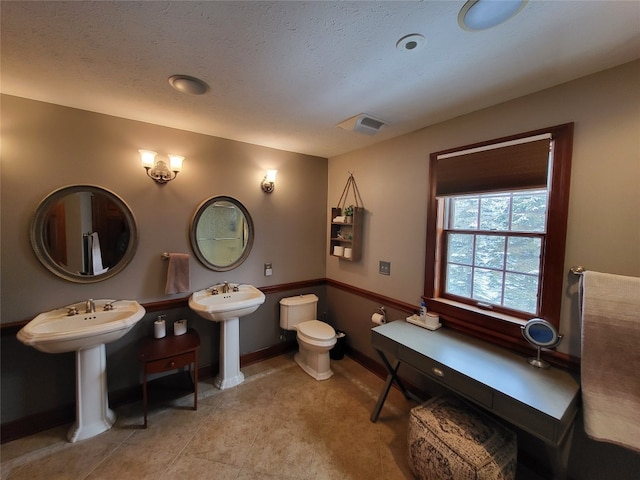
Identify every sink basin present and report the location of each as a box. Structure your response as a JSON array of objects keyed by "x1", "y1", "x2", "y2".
[
  {"x1": 188, "y1": 284, "x2": 266, "y2": 322},
  {"x1": 189, "y1": 284, "x2": 265, "y2": 389},
  {"x1": 17, "y1": 299, "x2": 145, "y2": 442},
  {"x1": 17, "y1": 299, "x2": 145, "y2": 353}
]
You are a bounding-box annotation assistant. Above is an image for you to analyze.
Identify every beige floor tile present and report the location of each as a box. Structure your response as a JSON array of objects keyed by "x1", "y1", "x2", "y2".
[
  {"x1": 183, "y1": 408, "x2": 265, "y2": 467},
  {"x1": 236, "y1": 466, "x2": 300, "y2": 480},
  {"x1": 0, "y1": 352, "x2": 544, "y2": 480},
  {"x1": 85, "y1": 441, "x2": 176, "y2": 480},
  {"x1": 5, "y1": 436, "x2": 120, "y2": 480},
  {"x1": 243, "y1": 418, "x2": 318, "y2": 479},
  {"x1": 0, "y1": 425, "x2": 69, "y2": 463},
  {"x1": 160, "y1": 454, "x2": 241, "y2": 480}
]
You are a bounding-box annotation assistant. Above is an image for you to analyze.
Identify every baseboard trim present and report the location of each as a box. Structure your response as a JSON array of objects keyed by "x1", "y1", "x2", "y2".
[
  {"x1": 0, "y1": 405, "x2": 76, "y2": 445},
  {"x1": 240, "y1": 341, "x2": 297, "y2": 367}
]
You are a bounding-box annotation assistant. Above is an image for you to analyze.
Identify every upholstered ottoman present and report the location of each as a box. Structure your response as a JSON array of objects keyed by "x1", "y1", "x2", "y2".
[{"x1": 408, "y1": 396, "x2": 517, "y2": 480}]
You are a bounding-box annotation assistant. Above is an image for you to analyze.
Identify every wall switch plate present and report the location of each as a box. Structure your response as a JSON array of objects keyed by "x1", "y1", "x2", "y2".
[
  {"x1": 264, "y1": 263, "x2": 273, "y2": 276},
  {"x1": 379, "y1": 261, "x2": 391, "y2": 275}
]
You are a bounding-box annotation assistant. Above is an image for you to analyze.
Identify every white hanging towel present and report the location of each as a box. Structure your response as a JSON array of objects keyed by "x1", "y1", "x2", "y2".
[
  {"x1": 90, "y1": 232, "x2": 108, "y2": 275},
  {"x1": 581, "y1": 271, "x2": 640, "y2": 452}
]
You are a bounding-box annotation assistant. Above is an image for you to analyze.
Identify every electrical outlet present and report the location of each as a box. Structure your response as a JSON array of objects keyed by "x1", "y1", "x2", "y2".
[
  {"x1": 264, "y1": 263, "x2": 273, "y2": 276},
  {"x1": 379, "y1": 261, "x2": 391, "y2": 275}
]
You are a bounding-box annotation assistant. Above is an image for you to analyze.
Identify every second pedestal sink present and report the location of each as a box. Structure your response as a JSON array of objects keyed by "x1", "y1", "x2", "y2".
[
  {"x1": 17, "y1": 299, "x2": 145, "y2": 442},
  {"x1": 189, "y1": 284, "x2": 265, "y2": 389}
]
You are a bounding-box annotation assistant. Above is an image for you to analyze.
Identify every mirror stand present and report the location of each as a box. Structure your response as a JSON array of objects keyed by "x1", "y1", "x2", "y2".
[{"x1": 528, "y1": 346, "x2": 550, "y2": 369}]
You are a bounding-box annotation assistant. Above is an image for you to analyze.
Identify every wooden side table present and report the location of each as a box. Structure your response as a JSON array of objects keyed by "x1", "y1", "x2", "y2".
[{"x1": 137, "y1": 328, "x2": 200, "y2": 428}]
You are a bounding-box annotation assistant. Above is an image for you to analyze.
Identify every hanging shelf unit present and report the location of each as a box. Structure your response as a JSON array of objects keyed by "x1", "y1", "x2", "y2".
[{"x1": 330, "y1": 173, "x2": 364, "y2": 262}]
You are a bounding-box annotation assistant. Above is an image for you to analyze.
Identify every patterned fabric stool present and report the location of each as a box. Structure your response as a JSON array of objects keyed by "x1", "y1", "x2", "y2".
[{"x1": 408, "y1": 396, "x2": 517, "y2": 480}]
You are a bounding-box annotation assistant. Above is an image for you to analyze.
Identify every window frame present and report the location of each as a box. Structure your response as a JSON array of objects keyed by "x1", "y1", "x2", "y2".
[
  {"x1": 423, "y1": 123, "x2": 574, "y2": 347},
  {"x1": 441, "y1": 190, "x2": 547, "y2": 318}
]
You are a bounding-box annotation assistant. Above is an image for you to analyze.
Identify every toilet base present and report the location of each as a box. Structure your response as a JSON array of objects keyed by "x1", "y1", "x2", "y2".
[{"x1": 294, "y1": 349, "x2": 333, "y2": 381}]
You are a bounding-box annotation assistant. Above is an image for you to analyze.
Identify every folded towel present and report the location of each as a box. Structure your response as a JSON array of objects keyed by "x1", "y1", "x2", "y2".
[
  {"x1": 581, "y1": 271, "x2": 640, "y2": 452},
  {"x1": 165, "y1": 253, "x2": 190, "y2": 294},
  {"x1": 90, "y1": 232, "x2": 108, "y2": 275}
]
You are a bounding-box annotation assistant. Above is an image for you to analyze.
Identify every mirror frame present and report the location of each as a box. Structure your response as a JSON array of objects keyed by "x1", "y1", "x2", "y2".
[
  {"x1": 190, "y1": 195, "x2": 254, "y2": 272},
  {"x1": 30, "y1": 185, "x2": 139, "y2": 283},
  {"x1": 521, "y1": 318, "x2": 562, "y2": 348}
]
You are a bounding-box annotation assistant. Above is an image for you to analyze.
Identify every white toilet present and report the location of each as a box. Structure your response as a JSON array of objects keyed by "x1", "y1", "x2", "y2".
[{"x1": 279, "y1": 294, "x2": 337, "y2": 380}]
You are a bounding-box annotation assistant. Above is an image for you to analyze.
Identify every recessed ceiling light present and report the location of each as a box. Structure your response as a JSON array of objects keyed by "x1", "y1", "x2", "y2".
[
  {"x1": 458, "y1": 0, "x2": 527, "y2": 31},
  {"x1": 396, "y1": 34, "x2": 426, "y2": 53},
  {"x1": 168, "y1": 75, "x2": 209, "y2": 95}
]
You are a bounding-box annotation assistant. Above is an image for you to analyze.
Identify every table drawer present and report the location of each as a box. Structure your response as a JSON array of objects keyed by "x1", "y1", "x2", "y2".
[
  {"x1": 145, "y1": 351, "x2": 195, "y2": 374},
  {"x1": 400, "y1": 347, "x2": 493, "y2": 408}
]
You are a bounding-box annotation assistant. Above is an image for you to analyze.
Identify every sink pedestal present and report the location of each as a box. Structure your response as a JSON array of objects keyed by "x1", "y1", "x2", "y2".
[
  {"x1": 188, "y1": 285, "x2": 266, "y2": 390},
  {"x1": 214, "y1": 317, "x2": 244, "y2": 389},
  {"x1": 68, "y1": 344, "x2": 115, "y2": 442}
]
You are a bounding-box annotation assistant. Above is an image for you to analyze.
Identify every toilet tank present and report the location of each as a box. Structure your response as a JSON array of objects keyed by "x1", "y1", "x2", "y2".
[{"x1": 279, "y1": 294, "x2": 318, "y2": 330}]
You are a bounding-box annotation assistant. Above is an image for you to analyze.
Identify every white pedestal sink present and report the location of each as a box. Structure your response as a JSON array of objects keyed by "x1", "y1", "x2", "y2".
[
  {"x1": 17, "y1": 299, "x2": 145, "y2": 442},
  {"x1": 189, "y1": 284, "x2": 265, "y2": 389}
]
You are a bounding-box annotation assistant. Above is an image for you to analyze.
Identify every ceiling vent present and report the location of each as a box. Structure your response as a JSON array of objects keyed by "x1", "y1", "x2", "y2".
[{"x1": 337, "y1": 114, "x2": 387, "y2": 136}]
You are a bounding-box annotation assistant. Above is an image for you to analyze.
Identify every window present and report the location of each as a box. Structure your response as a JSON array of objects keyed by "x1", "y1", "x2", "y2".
[
  {"x1": 444, "y1": 190, "x2": 546, "y2": 317},
  {"x1": 424, "y1": 124, "x2": 573, "y2": 346}
]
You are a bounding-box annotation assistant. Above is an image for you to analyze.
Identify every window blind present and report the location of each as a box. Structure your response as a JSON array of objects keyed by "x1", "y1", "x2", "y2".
[{"x1": 435, "y1": 137, "x2": 552, "y2": 197}]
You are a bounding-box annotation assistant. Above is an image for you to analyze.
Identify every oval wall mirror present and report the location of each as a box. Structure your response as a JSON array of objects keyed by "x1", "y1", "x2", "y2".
[
  {"x1": 31, "y1": 185, "x2": 139, "y2": 283},
  {"x1": 521, "y1": 318, "x2": 562, "y2": 368},
  {"x1": 190, "y1": 196, "x2": 254, "y2": 272}
]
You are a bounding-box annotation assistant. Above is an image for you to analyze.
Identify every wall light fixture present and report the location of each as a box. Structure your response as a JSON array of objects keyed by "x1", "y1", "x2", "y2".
[
  {"x1": 261, "y1": 169, "x2": 278, "y2": 193},
  {"x1": 139, "y1": 150, "x2": 184, "y2": 184}
]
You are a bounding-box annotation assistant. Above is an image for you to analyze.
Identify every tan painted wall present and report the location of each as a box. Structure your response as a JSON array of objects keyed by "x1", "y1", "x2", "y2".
[
  {"x1": 0, "y1": 96, "x2": 328, "y2": 423},
  {"x1": 327, "y1": 60, "x2": 640, "y2": 358},
  {"x1": 1, "y1": 95, "x2": 328, "y2": 324}
]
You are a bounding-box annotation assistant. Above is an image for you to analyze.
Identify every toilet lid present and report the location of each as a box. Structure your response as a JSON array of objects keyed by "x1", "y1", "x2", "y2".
[{"x1": 297, "y1": 320, "x2": 335, "y2": 340}]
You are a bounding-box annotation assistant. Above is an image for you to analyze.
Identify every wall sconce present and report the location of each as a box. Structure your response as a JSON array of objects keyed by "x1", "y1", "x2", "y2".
[
  {"x1": 261, "y1": 169, "x2": 277, "y2": 193},
  {"x1": 139, "y1": 150, "x2": 184, "y2": 184}
]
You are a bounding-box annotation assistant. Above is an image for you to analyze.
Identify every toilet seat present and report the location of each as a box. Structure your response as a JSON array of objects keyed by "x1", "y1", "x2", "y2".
[{"x1": 297, "y1": 320, "x2": 336, "y2": 347}]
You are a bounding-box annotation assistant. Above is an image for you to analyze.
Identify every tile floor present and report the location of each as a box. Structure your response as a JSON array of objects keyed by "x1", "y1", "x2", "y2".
[{"x1": 1, "y1": 353, "x2": 542, "y2": 479}]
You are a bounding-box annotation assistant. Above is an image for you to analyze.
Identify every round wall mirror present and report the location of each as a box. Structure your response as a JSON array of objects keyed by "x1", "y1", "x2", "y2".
[
  {"x1": 31, "y1": 185, "x2": 139, "y2": 283},
  {"x1": 190, "y1": 196, "x2": 254, "y2": 272},
  {"x1": 521, "y1": 318, "x2": 562, "y2": 368}
]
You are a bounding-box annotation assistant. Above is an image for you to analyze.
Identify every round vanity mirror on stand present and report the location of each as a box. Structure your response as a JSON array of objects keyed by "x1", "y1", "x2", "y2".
[
  {"x1": 521, "y1": 318, "x2": 562, "y2": 368},
  {"x1": 190, "y1": 196, "x2": 254, "y2": 272},
  {"x1": 31, "y1": 185, "x2": 139, "y2": 283}
]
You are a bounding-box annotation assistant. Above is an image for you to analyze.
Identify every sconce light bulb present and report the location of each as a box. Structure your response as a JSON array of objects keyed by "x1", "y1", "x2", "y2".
[
  {"x1": 261, "y1": 169, "x2": 277, "y2": 193},
  {"x1": 168, "y1": 154, "x2": 184, "y2": 172},
  {"x1": 139, "y1": 150, "x2": 157, "y2": 169},
  {"x1": 140, "y1": 150, "x2": 183, "y2": 184},
  {"x1": 266, "y1": 169, "x2": 278, "y2": 182}
]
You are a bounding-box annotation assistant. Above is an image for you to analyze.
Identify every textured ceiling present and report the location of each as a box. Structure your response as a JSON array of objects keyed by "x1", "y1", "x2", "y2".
[{"x1": 2, "y1": 1, "x2": 639, "y2": 158}]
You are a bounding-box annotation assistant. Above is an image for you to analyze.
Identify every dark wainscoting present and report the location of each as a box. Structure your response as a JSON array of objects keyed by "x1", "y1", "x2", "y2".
[
  {"x1": 1, "y1": 277, "x2": 578, "y2": 443},
  {"x1": 0, "y1": 280, "x2": 322, "y2": 443}
]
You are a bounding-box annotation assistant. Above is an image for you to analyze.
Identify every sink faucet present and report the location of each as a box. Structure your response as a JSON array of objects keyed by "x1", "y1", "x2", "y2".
[
  {"x1": 85, "y1": 299, "x2": 95, "y2": 313},
  {"x1": 103, "y1": 300, "x2": 119, "y2": 311},
  {"x1": 222, "y1": 281, "x2": 230, "y2": 293}
]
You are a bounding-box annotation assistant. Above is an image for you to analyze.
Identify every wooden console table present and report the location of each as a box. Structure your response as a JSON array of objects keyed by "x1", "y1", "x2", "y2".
[
  {"x1": 371, "y1": 321, "x2": 580, "y2": 480},
  {"x1": 137, "y1": 328, "x2": 200, "y2": 428}
]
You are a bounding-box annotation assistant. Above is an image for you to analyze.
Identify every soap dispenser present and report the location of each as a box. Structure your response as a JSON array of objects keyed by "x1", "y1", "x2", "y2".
[{"x1": 419, "y1": 301, "x2": 428, "y2": 320}]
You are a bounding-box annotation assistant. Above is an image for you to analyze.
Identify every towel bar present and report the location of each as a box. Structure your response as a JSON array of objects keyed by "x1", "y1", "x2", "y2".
[
  {"x1": 161, "y1": 252, "x2": 170, "y2": 260},
  {"x1": 570, "y1": 266, "x2": 585, "y2": 276}
]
